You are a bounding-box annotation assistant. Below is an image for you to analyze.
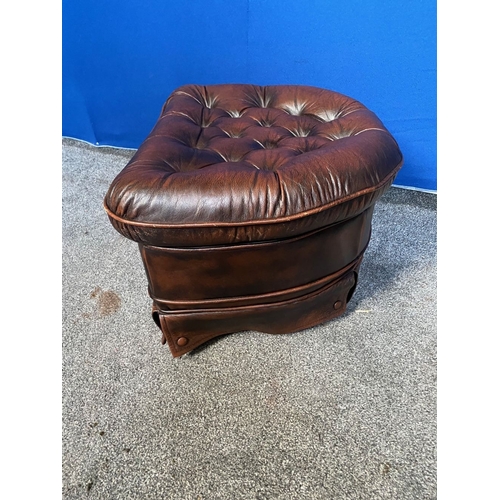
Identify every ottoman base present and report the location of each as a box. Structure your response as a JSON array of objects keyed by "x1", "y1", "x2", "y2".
[
  {"x1": 139, "y1": 207, "x2": 373, "y2": 357},
  {"x1": 151, "y1": 254, "x2": 362, "y2": 357}
]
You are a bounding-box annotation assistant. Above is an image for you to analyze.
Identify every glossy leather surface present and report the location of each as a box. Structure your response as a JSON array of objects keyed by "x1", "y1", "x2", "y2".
[
  {"x1": 140, "y1": 206, "x2": 373, "y2": 310},
  {"x1": 104, "y1": 84, "x2": 403, "y2": 356},
  {"x1": 154, "y1": 263, "x2": 359, "y2": 357},
  {"x1": 104, "y1": 84, "x2": 403, "y2": 247}
]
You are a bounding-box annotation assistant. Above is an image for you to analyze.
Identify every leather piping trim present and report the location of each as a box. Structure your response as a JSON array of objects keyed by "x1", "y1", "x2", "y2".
[
  {"x1": 140, "y1": 210, "x2": 370, "y2": 251},
  {"x1": 103, "y1": 159, "x2": 402, "y2": 228}
]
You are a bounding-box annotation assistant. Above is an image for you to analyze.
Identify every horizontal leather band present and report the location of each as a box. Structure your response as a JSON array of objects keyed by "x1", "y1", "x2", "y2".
[
  {"x1": 140, "y1": 206, "x2": 373, "y2": 307},
  {"x1": 153, "y1": 266, "x2": 358, "y2": 357},
  {"x1": 150, "y1": 251, "x2": 363, "y2": 311}
]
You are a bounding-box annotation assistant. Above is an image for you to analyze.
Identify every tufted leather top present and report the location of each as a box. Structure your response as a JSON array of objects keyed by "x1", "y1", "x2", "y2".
[{"x1": 104, "y1": 84, "x2": 403, "y2": 247}]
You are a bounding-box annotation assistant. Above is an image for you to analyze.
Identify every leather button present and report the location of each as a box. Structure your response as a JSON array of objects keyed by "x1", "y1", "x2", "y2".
[
  {"x1": 333, "y1": 300, "x2": 342, "y2": 310},
  {"x1": 177, "y1": 337, "x2": 188, "y2": 346}
]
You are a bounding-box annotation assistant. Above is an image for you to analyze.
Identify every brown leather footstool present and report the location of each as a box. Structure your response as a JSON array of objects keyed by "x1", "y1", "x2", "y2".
[{"x1": 104, "y1": 84, "x2": 403, "y2": 357}]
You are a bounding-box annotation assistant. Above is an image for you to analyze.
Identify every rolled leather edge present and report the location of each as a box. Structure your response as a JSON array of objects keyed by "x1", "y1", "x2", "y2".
[{"x1": 104, "y1": 167, "x2": 399, "y2": 246}]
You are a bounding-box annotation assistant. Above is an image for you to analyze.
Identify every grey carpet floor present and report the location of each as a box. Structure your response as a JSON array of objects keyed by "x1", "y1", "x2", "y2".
[{"x1": 62, "y1": 137, "x2": 437, "y2": 500}]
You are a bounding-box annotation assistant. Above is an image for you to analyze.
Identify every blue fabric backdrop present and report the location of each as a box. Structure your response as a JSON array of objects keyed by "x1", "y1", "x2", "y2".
[{"x1": 63, "y1": 0, "x2": 436, "y2": 190}]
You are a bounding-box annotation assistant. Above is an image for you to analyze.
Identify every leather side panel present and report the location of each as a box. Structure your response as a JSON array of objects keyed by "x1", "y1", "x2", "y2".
[{"x1": 139, "y1": 206, "x2": 373, "y2": 308}]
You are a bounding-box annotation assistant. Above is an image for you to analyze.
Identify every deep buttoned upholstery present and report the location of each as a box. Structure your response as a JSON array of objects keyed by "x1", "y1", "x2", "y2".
[{"x1": 105, "y1": 84, "x2": 402, "y2": 247}]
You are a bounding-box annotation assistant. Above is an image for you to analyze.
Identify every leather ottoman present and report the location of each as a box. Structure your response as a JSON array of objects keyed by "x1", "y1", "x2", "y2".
[{"x1": 104, "y1": 84, "x2": 403, "y2": 357}]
